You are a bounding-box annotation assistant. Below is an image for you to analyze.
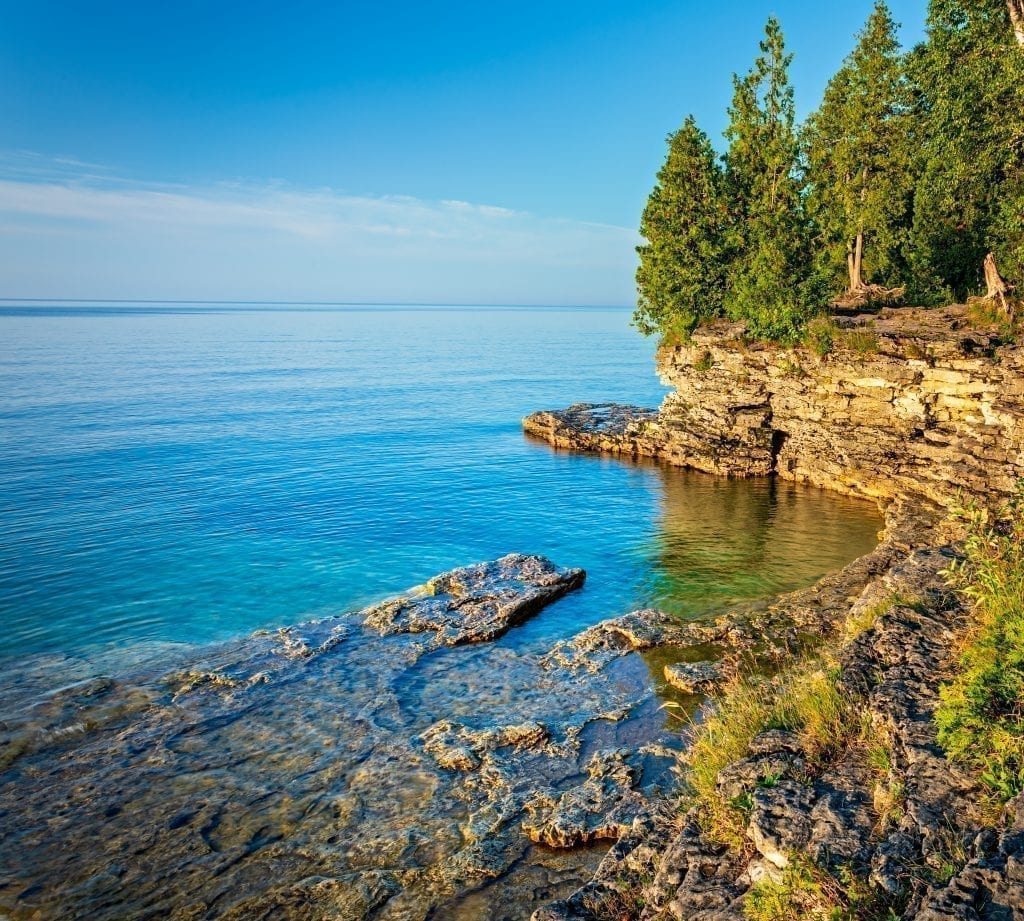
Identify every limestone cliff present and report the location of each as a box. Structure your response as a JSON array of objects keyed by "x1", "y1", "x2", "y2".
[{"x1": 526, "y1": 305, "x2": 1024, "y2": 506}]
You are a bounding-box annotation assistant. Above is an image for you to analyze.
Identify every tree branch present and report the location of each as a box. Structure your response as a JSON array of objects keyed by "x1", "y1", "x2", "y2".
[{"x1": 1009, "y1": 0, "x2": 1024, "y2": 47}]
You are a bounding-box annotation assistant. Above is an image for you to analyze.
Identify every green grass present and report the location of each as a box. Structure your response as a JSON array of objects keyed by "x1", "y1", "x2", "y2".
[
  {"x1": 803, "y1": 317, "x2": 839, "y2": 357},
  {"x1": 936, "y1": 492, "x2": 1024, "y2": 807},
  {"x1": 967, "y1": 299, "x2": 1020, "y2": 341},
  {"x1": 744, "y1": 856, "x2": 900, "y2": 921},
  {"x1": 683, "y1": 663, "x2": 856, "y2": 847},
  {"x1": 841, "y1": 327, "x2": 881, "y2": 357}
]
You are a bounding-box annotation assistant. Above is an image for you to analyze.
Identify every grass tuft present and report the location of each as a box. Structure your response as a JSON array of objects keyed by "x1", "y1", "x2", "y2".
[
  {"x1": 842, "y1": 327, "x2": 880, "y2": 356},
  {"x1": 803, "y1": 317, "x2": 839, "y2": 357},
  {"x1": 684, "y1": 664, "x2": 855, "y2": 846},
  {"x1": 744, "y1": 855, "x2": 900, "y2": 921},
  {"x1": 936, "y1": 491, "x2": 1024, "y2": 808}
]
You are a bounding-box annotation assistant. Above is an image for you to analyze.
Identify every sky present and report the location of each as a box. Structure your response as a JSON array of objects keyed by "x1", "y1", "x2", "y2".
[{"x1": 0, "y1": 0, "x2": 928, "y2": 305}]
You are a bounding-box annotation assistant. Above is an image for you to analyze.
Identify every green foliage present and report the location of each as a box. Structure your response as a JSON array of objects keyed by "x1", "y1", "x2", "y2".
[
  {"x1": 936, "y1": 492, "x2": 1024, "y2": 806},
  {"x1": 635, "y1": 116, "x2": 729, "y2": 337},
  {"x1": 909, "y1": 0, "x2": 1024, "y2": 299},
  {"x1": 803, "y1": 316, "x2": 839, "y2": 356},
  {"x1": 724, "y1": 18, "x2": 820, "y2": 343},
  {"x1": 634, "y1": 0, "x2": 1024, "y2": 343},
  {"x1": 803, "y1": 3, "x2": 914, "y2": 297}
]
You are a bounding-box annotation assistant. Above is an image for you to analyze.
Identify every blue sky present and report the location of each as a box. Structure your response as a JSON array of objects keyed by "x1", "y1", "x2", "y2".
[{"x1": 0, "y1": 0, "x2": 927, "y2": 304}]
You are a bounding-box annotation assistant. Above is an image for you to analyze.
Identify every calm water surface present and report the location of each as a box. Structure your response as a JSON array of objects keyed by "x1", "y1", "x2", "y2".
[{"x1": 0, "y1": 304, "x2": 881, "y2": 675}]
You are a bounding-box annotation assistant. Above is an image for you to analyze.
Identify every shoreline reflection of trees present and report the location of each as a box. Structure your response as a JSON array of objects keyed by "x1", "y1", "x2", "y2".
[{"x1": 640, "y1": 464, "x2": 881, "y2": 621}]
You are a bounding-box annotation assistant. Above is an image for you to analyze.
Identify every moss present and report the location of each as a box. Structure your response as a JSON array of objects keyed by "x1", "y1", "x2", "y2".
[
  {"x1": 843, "y1": 593, "x2": 923, "y2": 642},
  {"x1": 694, "y1": 349, "x2": 714, "y2": 373}
]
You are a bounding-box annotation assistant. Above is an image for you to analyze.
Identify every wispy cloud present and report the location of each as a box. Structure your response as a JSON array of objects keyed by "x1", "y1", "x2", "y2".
[{"x1": 0, "y1": 154, "x2": 639, "y2": 305}]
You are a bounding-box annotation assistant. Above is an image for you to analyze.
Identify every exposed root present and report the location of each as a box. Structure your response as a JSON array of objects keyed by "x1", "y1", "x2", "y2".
[
  {"x1": 832, "y1": 284, "x2": 906, "y2": 313},
  {"x1": 968, "y1": 252, "x2": 1018, "y2": 323}
]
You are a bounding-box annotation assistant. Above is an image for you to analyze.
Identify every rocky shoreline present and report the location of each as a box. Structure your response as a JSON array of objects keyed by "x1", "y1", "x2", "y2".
[
  {"x1": 2, "y1": 306, "x2": 1022, "y2": 919},
  {"x1": 0, "y1": 554, "x2": 691, "y2": 920},
  {"x1": 522, "y1": 306, "x2": 1024, "y2": 919}
]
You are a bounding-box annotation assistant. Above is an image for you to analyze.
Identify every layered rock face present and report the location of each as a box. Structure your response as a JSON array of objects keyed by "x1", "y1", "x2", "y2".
[{"x1": 525, "y1": 306, "x2": 1024, "y2": 505}]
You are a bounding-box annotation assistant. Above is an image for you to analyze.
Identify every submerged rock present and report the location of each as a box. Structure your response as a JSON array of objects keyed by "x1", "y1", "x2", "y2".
[
  {"x1": 543, "y1": 608, "x2": 702, "y2": 672},
  {"x1": 522, "y1": 750, "x2": 648, "y2": 848},
  {"x1": 420, "y1": 719, "x2": 551, "y2": 771},
  {"x1": 364, "y1": 553, "x2": 585, "y2": 647},
  {"x1": 0, "y1": 554, "x2": 676, "y2": 921},
  {"x1": 663, "y1": 660, "x2": 721, "y2": 694}
]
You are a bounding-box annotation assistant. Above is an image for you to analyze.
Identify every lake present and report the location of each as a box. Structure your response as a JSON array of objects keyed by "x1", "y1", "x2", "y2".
[{"x1": 0, "y1": 304, "x2": 883, "y2": 919}]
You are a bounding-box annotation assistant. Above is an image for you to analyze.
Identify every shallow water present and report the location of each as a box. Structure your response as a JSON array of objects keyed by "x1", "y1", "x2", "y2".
[
  {"x1": 0, "y1": 304, "x2": 883, "y2": 919},
  {"x1": 0, "y1": 304, "x2": 879, "y2": 670}
]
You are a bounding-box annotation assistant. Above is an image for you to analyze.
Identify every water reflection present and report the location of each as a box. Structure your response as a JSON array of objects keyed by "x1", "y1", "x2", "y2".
[{"x1": 638, "y1": 466, "x2": 881, "y2": 619}]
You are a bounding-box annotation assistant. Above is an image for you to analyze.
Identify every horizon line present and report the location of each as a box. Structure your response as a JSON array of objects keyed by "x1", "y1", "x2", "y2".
[{"x1": 0, "y1": 297, "x2": 635, "y2": 310}]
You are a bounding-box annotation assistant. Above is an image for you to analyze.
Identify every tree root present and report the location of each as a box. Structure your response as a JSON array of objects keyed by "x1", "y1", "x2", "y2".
[
  {"x1": 831, "y1": 284, "x2": 906, "y2": 312},
  {"x1": 972, "y1": 252, "x2": 1018, "y2": 322}
]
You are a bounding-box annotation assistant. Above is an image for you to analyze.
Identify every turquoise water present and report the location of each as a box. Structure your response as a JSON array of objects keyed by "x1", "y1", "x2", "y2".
[{"x1": 0, "y1": 304, "x2": 881, "y2": 673}]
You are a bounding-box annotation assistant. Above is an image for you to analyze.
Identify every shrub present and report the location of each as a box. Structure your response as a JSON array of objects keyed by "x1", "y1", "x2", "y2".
[{"x1": 804, "y1": 317, "x2": 838, "y2": 357}]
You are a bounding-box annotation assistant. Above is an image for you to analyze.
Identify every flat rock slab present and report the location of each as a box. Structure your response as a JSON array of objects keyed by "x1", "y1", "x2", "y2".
[
  {"x1": 363, "y1": 553, "x2": 585, "y2": 646},
  {"x1": 525, "y1": 402, "x2": 659, "y2": 437}
]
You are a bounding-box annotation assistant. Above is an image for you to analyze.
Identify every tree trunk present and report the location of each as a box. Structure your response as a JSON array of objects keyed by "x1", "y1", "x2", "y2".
[
  {"x1": 983, "y1": 252, "x2": 1016, "y2": 319},
  {"x1": 851, "y1": 232, "x2": 865, "y2": 291},
  {"x1": 1009, "y1": 0, "x2": 1024, "y2": 46}
]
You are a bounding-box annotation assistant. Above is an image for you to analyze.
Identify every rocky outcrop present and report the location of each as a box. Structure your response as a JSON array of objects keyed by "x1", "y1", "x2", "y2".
[
  {"x1": 524, "y1": 308, "x2": 1024, "y2": 920},
  {"x1": 534, "y1": 544, "x2": 1018, "y2": 921},
  {"x1": 524, "y1": 306, "x2": 1024, "y2": 505},
  {"x1": 663, "y1": 661, "x2": 722, "y2": 694},
  {"x1": 541, "y1": 609, "x2": 701, "y2": 672},
  {"x1": 522, "y1": 750, "x2": 648, "y2": 848},
  {"x1": 364, "y1": 553, "x2": 585, "y2": 646}
]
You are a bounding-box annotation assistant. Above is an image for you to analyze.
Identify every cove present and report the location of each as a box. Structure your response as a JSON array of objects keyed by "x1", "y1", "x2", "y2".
[{"x1": 0, "y1": 305, "x2": 882, "y2": 919}]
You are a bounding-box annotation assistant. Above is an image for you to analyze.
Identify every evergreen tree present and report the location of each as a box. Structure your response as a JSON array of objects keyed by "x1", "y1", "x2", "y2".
[
  {"x1": 909, "y1": 0, "x2": 1024, "y2": 299},
  {"x1": 804, "y1": 2, "x2": 914, "y2": 299},
  {"x1": 634, "y1": 117, "x2": 729, "y2": 337},
  {"x1": 724, "y1": 18, "x2": 818, "y2": 342}
]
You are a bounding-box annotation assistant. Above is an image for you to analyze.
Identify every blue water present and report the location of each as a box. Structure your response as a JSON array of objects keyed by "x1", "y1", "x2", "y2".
[{"x1": 0, "y1": 304, "x2": 881, "y2": 672}]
